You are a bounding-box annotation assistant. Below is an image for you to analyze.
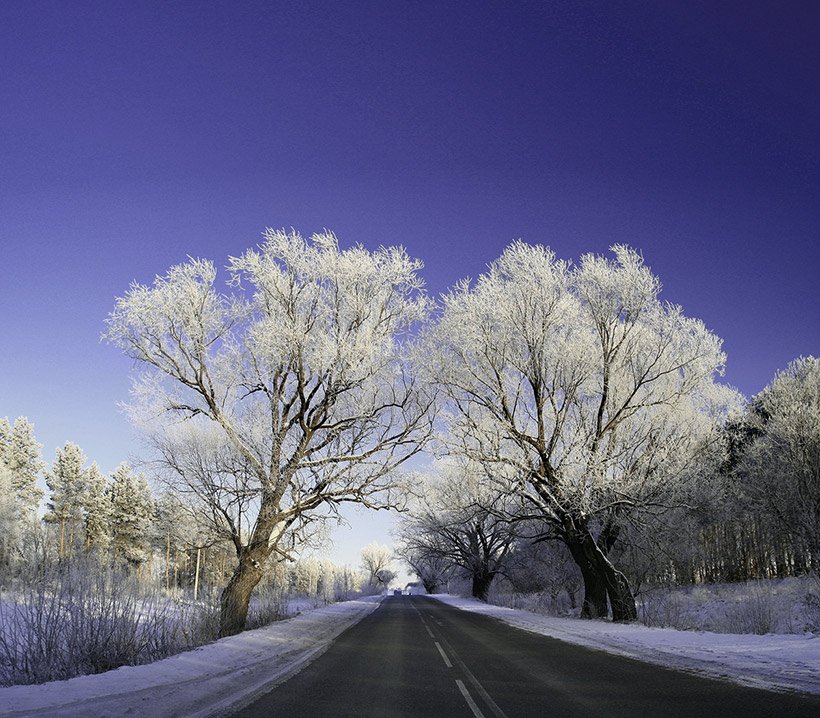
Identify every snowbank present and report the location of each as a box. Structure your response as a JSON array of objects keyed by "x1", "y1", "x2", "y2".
[
  {"x1": 430, "y1": 594, "x2": 820, "y2": 695},
  {"x1": 0, "y1": 596, "x2": 381, "y2": 717}
]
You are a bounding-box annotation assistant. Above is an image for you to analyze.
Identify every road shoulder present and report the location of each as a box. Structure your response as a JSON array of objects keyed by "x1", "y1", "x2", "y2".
[{"x1": 428, "y1": 594, "x2": 820, "y2": 695}]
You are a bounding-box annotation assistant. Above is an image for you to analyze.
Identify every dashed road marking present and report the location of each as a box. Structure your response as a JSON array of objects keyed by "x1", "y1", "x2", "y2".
[
  {"x1": 412, "y1": 597, "x2": 505, "y2": 717},
  {"x1": 456, "y1": 679, "x2": 486, "y2": 718},
  {"x1": 433, "y1": 618, "x2": 509, "y2": 718},
  {"x1": 434, "y1": 641, "x2": 453, "y2": 668}
]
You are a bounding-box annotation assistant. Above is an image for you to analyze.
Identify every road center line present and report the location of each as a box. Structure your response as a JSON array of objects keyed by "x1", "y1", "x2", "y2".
[
  {"x1": 410, "y1": 601, "x2": 436, "y2": 638},
  {"x1": 456, "y1": 679, "x2": 486, "y2": 718},
  {"x1": 434, "y1": 641, "x2": 453, "y2": 668},
  {"x1": 434, "y1": 625, "x2": 509, "y2": 718}
]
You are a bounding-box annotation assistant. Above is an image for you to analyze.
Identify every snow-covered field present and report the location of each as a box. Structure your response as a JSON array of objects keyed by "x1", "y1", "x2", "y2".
[
  {"x1": 2, "y1": 591, "x2": 818, "y2": 716},
  {"x1": 432, "y1": 594, "x2": 820, "y2": 695},
  {"x1": 0, "y1": 596, "x2": 381, "y2": 717}
]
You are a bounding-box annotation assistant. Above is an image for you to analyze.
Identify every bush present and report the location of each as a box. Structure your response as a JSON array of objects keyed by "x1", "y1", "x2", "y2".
[
  {"x1": 246, "y1": 581, "x2": 290, "y2": 629},
  {"x1": 720, "y1": 583, "x2": 775, "y2": 635},
  {"x1": 637, "y1": 587, "x2": 690, "y2": 630},
  {"x1": 0, "y1": 562, "x2": 219, "y2": 686}
]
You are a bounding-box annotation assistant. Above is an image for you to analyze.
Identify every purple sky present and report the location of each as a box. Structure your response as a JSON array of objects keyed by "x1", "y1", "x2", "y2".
[{"x1": 2, "y1": 2, "x2": 818, "y2": 565}]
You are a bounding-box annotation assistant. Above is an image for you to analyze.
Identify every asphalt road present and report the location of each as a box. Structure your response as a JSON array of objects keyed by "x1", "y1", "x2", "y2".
[{"x1": 232, "y1": 595, "x2": 820, "y2": 717}]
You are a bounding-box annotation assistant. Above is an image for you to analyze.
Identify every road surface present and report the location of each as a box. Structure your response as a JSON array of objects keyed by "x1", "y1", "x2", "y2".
[{"x1": 232, "y1": 595, "x2": 820, "y2": 717}]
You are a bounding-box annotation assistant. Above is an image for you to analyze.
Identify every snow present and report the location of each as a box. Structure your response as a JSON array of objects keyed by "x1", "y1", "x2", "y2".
[
  {"x1": 0, "y1": 596, "x2": 381, "y2": 717},
  {"x1": 430, "y1": 594, "x2": 820, "y2": 695}
]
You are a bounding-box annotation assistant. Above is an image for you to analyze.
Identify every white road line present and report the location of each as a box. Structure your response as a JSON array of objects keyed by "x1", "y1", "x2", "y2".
[
  {"x1": 434, "y1": 641, "x2": 453, "y2": 668},
  {"x1": 456, "y1": 679, "x2": 486, "y2": 718},
  {"x1": 435, "y1": 631, "x2": 509, "y2": 718},
  {"x1": 410, "y1": 602, "x2": 436, "y2": 637}
]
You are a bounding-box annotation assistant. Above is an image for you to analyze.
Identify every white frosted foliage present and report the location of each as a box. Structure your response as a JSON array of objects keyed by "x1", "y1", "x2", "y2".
[{"x1": 426, "y1": 241, "x2": 738, "y2": 522}]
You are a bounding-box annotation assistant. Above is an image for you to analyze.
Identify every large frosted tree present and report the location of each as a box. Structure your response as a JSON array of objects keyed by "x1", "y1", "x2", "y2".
[
  {"x1": 425, "y1": 242, "x2": 736, "y2": 620},
  {"x1": 359, "y1": 542, "x2": 395, "y2": 590},
  {"x1": 104, "y1": 229, "x2": 433, "y2": 635}
]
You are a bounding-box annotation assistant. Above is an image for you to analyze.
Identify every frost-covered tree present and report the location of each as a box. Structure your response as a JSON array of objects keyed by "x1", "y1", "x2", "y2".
[
  {"x1": 104, "y1": 229, "x2": 433, "y2": 635},
  {"x1": 109, "y1": 464, "x2": 155, "y2": 567},
  {"x1": 45, "y1": 442, "x2": 88, "y2": 560},
  {"x1": 0, "y1": 462, "x2": 17, "y2": 569},
  {"x1": 82, "y1": 462, "x2": 111, "y2": 554},
  {"x1": 425, "y1": 242, "x2": 737, "y2": 620},
  {"x1": 360, "y1": 542, "x2": 395, "y2": 590},
  {"x1": 739, "y1": 356, "x2": 820, "y2": 570},
  {"x1": 0, "y1": 417, "x2": 44, "y2": 518},
  {"x1": 395, "y1": 538, "x2": 453, "y2": 594},
  {"x1": 154, "y1": 491, "x2": 196, "y2": 590},
  {"x1": 0, "y1": 417, "x2": 45, "y2": 569},
  {"x1": 397, "y1": 463, "x2": 517, "y2": 600}
]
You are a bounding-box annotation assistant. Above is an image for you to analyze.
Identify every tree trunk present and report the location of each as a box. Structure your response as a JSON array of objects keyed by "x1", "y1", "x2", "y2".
[
  {"x1": 563, "y1": 520, "x2": 636, "y2": 621},
  {"x1": 471, "y1": 570, "x2": 494, "y2": 601},
  {"x1": 219, "y1": 552, "x2": 266, "y2": 637},
  {"x1": 565, "y1": 533, "x2": 609, "y2": 618},
  {"x1": 194, "y1": 546, "x2": 202, "y2": 601},
  {"x1": 600, "y1": 555, "x2": 637, "y2": 622},
  {"x1": 165, "y1": 534, "x2": 171, "y2": 592}
]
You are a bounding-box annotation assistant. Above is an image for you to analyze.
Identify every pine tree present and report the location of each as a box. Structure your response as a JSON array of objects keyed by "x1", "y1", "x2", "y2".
[
  {"x1": 0, "y1": 417, "x2": 45, "y2": 519},
  {"x1": 45, "y1": 442, "x2": 88, "y2": 559},
  {"x1": 0, "y1": 420, "x2": 17, "y2": 569},
  {"x1": 0, "y1": 418, "x2": 11, "y2": 458},
  {"x1": 82, "y1": 462, "x2": 111, "y2": 553},
  {"x1": 110, "y1": 464, "x2": 155, "y2": 567},
  {"x1": 0, "y1": 462, "x2": 17, "y2": 569}
]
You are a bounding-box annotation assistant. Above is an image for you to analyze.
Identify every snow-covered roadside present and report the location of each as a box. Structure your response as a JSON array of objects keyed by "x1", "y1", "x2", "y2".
[
  {"x1": 430, "y1": 594, "x2": 820, "y2": 695},
  {"x1": 0, "y1": 596, "x2": 382, "y2": 718}
]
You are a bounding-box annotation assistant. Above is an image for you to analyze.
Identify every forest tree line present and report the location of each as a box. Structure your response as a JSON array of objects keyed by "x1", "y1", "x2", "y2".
[{"x1": 0, "y1": 422, "x2": 372, "y2": 605}]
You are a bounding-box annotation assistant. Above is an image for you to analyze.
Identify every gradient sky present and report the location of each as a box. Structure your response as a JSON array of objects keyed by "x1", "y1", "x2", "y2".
[{"x1": 2, "y1": 1, "x2": 818, "y2": 572}]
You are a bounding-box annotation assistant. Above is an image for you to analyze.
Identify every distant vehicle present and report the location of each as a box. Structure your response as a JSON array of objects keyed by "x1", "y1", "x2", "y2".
[{"x1": 393, "y1": 589, "x2": 403, "y2": 596}]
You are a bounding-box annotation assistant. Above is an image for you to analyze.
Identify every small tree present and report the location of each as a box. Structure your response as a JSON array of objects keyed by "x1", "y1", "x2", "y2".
[
  {"x1": 45, "y1": 442, "x2": 88, "y2": 560},
  {"x1": 104, "y1": 230, "x2": 433, "y2": 635},
  {"x1": 154, "y1": 491, "x2": 198, "y2": 591},
  {"x1": 0, "y1": 417, "x2": 45, "y2": 568},
  {"x1": 1, "y1": 417, "x2": 45, "y2": 519},
  {"x1": 109, "y1": 464, "x2": 155, "y2": 568},
  {"x1": 360, "y1": 542, "x2": 395, "y2": 590},
  {"x1": 82, "y1": 462, "x2": 111, "y2": 554},
  {"x1": 0, "y1": 462, "x2": 17, "y2": 570}
]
